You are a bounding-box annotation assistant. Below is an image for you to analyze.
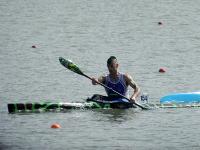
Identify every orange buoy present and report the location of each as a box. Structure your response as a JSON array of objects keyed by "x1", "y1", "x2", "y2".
[
  {"x1": 51, "y1": 123, "x2": 61, "y2": 129},
  {"x1": 159, "y1": 68, "x2": 166, "y2": 73}
]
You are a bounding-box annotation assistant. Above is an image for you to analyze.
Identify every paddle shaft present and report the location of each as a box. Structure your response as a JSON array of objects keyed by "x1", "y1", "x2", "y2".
[{"x1": 82, "y1": 73, "x2": 147, "y2": 110}]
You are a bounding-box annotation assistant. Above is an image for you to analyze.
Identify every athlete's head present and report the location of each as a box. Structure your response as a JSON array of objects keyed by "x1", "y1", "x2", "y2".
[{"x1": 107, "y1": 56, "x2": 118, "y2": 74}]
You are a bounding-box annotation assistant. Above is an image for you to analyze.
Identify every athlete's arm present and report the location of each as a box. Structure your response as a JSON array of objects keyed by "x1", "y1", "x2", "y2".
[
  {"x1": 124, "y1": 73, "x2": 140, "y2": 102},
  {"x1": 92, "y1": 76, "x2": 106, "y2": 85}
]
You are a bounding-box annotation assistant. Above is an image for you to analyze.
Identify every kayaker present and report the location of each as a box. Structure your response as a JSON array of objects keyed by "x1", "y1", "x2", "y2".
[{"x1": 92, "y1": 56, "x2": 140, "y2": 102}]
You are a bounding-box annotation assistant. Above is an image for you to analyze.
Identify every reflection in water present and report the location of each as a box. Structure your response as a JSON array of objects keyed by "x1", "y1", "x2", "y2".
[{"x1": 91, "y1": 108, "x2": 139, "y2": 123}]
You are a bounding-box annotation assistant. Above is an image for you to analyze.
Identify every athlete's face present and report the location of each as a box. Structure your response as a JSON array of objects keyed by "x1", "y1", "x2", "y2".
[{"x1": 108, "y1": 59, "x2": 118, "y2": 74}]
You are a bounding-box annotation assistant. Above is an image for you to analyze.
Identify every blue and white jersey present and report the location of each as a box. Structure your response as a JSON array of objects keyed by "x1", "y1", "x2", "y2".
[{"x1": 105, "y1": 73, "x2": 129, "y2": 99}]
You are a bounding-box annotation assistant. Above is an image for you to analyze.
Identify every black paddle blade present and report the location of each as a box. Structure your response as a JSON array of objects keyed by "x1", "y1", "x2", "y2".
[{"x1": 59, "y1": 57, "x2": 84, "y2": 75}]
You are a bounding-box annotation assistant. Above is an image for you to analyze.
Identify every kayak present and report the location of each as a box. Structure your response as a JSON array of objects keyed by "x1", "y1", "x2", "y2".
[
  {"x1": 7, "y1": 94, "x2": 135, "y2": 113},
  {"x1": 7, "y1": 94, "x2": 200, "y2": 113},
  {"x1": 160, "y1": 92, "x2": 200, "y2": 104}
]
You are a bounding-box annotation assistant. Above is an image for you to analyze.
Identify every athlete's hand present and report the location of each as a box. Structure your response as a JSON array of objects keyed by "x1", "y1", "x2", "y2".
[
  {"x1": 130, "y1": 97, "x2": 136, "y2": 103},
  {"x1": 91, "y1": 78, "x2": 98, "y2": 85}
]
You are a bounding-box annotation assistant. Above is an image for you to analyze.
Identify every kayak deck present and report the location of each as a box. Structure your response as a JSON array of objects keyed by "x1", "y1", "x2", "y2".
[{"x1": 7, "y1": 102, "x2": 137, "y2": 113}]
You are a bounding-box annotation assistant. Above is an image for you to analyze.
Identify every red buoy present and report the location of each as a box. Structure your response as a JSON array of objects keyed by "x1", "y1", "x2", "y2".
[
  {"x1": 158, "y1": 22, "x2": 163, "y2": 25},
  {"x1": 159, "y1": 68, "x2": 166, "y2": 73},
  {"x1": 51, "y1": 123, "x2": 61, "y2": 129}
]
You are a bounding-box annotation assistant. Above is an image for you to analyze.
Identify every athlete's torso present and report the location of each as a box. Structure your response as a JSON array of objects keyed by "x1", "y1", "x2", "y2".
[{"x1": 104, "y1": 73, "x2": 129, "y2": 98}]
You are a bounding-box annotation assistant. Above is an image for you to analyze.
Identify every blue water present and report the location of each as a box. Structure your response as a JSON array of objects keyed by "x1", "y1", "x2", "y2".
[{"x1": 1, "y1": 0, "x2": 200, "y2": 149}]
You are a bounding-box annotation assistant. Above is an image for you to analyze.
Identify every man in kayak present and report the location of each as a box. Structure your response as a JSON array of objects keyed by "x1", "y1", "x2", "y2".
[{"x1": 92, "y1": 56, "x2": 140, "y2": 102}]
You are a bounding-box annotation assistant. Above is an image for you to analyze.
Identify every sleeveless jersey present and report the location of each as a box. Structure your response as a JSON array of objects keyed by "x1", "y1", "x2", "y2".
[{"x1": 104, "y1": 73, "x2": 129, "y2": 98}]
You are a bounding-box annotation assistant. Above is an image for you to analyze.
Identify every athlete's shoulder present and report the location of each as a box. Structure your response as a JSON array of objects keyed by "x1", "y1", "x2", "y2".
[{"x1": 123, "y1": 73, "x2": 134, "y2": 81}]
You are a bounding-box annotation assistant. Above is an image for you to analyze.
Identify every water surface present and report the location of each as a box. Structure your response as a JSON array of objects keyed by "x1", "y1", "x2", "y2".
[{"x1": 0, "y1": 0, "x2": 200, "y2": 149}]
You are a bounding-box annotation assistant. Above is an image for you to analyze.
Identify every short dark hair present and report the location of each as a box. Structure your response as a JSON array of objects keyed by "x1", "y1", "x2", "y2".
[{"x1": 107, "y1": 56, "x2": 117, "y2": 67}]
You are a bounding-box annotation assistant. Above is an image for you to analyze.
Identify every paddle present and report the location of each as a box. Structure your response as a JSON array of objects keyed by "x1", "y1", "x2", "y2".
[{"x1": 59, "y1": 57, "x2": 148, "y2": 110}]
